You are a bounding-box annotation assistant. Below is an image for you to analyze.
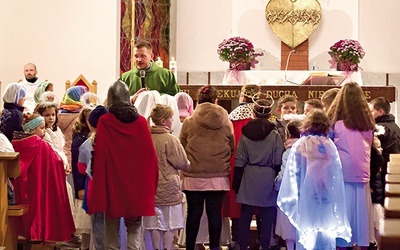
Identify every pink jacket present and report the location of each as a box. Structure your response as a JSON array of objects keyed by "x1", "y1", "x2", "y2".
[{"x1": 333, "y1": 120, "x2": 373, "y2": 182}]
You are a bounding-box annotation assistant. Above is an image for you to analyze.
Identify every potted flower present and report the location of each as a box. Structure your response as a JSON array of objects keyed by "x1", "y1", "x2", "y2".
[
  {"x1": 217, "y1": 36, "x2": 263, "y2": 70},
  {"x1": 329, "y1": 39, "x2": 365, "y2": 71}
]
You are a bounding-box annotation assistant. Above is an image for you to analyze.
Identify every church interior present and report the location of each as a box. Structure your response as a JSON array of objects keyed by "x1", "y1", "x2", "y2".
[{"x1": 1, "y1": 0, "x2": 400, "y2": 249}]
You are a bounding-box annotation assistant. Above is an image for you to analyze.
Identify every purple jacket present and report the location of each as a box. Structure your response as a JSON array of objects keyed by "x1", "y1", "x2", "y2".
[{"x1": 333, "y1": 120, "x2": 373, "y2": 182}]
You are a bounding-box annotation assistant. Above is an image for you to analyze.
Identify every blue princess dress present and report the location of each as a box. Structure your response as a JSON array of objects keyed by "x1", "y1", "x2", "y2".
[{"x1": 277, "y1": 135, "x2": 352, "y2": 250}]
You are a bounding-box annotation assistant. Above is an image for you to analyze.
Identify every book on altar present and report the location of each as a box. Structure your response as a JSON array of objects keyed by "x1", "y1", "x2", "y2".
[{"x1": 301, "y1": 72, "x2": 346, "y2": 86}]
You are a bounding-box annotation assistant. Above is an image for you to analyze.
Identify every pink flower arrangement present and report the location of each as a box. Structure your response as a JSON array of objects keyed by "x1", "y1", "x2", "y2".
[
  {"x1": 329, "y1": 39, "x2": 365, "y2": 71},
  {"x1": 217, "y1": 36, "x2": 263, "y2": 70}
]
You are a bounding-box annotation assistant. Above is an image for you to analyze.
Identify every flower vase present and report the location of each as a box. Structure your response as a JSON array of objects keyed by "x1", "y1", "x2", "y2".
[
  {"x1": 229, "y1": 61, "x2": 251, "y2": 71},
  {"x1": 337, "y1": 62, "x2": 359, "y2": 72},
  {"x1": 336, "y1": 62, "x2": 342, "y2": 71},
  {"x1": 223, "y1": 62, "x2": 249, "y2": 84}
]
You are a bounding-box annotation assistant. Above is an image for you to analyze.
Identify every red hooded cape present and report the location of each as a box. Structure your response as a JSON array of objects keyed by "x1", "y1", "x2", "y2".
[
  {"x1": 222, "y1": 118, "x2": 251, "y2": 218},
  {"x1": 12, "y1": 135, "x2": 75, "y2": 241},
  {"x1": 88, "y1": 114, "x2": 158, "y2": 218}
]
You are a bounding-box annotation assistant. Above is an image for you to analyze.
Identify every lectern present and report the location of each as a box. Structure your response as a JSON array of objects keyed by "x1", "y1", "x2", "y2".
[{"x1": 0, "y1": 152, "x2": 24, "y2": 249}]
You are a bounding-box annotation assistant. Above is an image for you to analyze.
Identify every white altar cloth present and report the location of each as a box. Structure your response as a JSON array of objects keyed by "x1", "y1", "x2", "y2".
[{"x1": 221, "y1": 70, "x2": 363, "y2": 86}]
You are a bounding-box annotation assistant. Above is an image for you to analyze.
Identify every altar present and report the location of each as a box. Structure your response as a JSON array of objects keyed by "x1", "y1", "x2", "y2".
[{"x1": 179, "y1": 70, "x2": 396, "y2": 113}]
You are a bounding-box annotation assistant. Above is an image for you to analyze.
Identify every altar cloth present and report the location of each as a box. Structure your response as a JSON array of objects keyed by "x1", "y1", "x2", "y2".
[{"x1": 222, "y1": 70, "x2": 363, "y2": 86}]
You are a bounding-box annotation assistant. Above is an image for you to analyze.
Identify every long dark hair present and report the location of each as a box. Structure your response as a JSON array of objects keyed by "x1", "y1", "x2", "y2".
[
  {"x1": 302, "y1": 109, "x2": 331, "y2": 136},
  {"x1": 327, "y1": 82, "x2": 375, "y2": 131}
]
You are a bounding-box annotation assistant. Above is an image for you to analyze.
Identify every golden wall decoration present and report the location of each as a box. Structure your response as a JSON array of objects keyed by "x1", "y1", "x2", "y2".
[{"x1": 265, "y1": 0, "x2": 322, "y2": 48}]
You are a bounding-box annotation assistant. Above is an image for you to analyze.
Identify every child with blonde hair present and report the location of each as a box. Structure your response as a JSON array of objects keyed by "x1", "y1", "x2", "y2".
[{"x1": 144, "y1": 104, "x2": 190, "y2": 250}]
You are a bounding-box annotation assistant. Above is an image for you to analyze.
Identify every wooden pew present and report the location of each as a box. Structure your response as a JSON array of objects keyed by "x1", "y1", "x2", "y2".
[
  {"x1": 0, "y1": 152, "x2": 21, "y2": 248},
  {"x1": 388, "y1": 161, "x2": 400, "y2": 169},
  {"x1": 379, "y1": 218, "x2": 400, "y2": 249},
  {"x1": 386, "y1": 174, "x2": 400, "y2": 184},
  {"x1": 385, "y1": 183, "x2": 400, "y2": 197},
  {"x1": 389, "y1": 154, "x2": 400, "y2": 162},
  {"x1": 384, "y1": 197, "x2": 400, "y2": 218},
  {"x1": 5, "y1": 205, "x2": 29, "y2": 249},
  {"x1": 387, "y1": 167, "x2": 400, "y2": 175}
]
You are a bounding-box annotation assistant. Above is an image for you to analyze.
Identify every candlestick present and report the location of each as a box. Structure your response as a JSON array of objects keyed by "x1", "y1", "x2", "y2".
[
  {"x1": 169, "y1": 56, "x2": 177, "y2": 81},
  {"x1": 156, "y1": 57, "x2": 163, "y2": 68}
]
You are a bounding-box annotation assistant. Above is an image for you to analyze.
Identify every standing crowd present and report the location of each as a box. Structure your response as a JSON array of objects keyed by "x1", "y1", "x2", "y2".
[{"x1": 3, "y1": 39, "x2": 400, "y2": 250}]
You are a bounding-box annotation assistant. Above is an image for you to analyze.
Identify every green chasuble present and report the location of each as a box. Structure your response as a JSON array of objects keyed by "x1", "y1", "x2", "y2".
[{"x1": 120, "y1": 62, "x2": 179, "y2": 96}]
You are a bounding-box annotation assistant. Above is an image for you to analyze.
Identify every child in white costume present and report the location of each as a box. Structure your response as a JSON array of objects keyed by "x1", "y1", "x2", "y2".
[
  {"x1": 277, "y1": 109, "x2": 352, "y2": 250},
  {"x1": 134, "y1": 90, "x2": 181, "y2": 138}
]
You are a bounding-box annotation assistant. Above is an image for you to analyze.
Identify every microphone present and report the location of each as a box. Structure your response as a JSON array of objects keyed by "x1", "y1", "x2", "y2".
[
  {"x1": 284, "y1": 50, "x2": 297, "y2": 84},
  {"x1": 139, "y1": 70, "x2": 146, "y2": 88}
]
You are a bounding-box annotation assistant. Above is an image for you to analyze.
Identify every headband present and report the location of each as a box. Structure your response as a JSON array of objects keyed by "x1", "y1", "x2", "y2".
[
  {"x1": 23, "y1": 116, "x2": 45, "y2": 132},
  {"x1": 240, "y1": 85, "x2": 260, "y2": 99},
  {"x1": 252, "y1": 94, "x2": 274, "y2": 116}
]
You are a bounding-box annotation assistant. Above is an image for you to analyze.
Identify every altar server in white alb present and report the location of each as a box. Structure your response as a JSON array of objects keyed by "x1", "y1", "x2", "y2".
[{"x1": 20, "y1": 63, "x2": 43, "y2": 114}]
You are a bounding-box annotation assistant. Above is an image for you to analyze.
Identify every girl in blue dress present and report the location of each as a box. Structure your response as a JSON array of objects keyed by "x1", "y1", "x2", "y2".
[{"x1": 277, "y1": 109, "x2": 352, "y2": 250}]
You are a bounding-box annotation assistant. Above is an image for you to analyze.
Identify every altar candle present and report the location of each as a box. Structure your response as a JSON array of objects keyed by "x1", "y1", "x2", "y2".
[
  {"x1": 169, "y1": 56, "x2": 177, "y2": 81},
  {"x1": 156, "y1": 57, "x2": 163, "y2": 68}
]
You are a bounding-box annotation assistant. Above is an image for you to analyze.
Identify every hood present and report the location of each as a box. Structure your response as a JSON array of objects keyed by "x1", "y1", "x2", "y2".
[
  {"x1": 284, "y1": 138, "x2": 298, "y2": 149},
  {"x1": 150, "y1": 125, "x2": 172, "y2": 134},
  {"x1": 242, "y1": 118, "x2": 275, "y2": 141},
  {"x1": 57, "y1": 113, "x2": 79, "y2": 131},
  {"x1": 99, "y1": 112, "x2": 148, "y2": 139},
  {"x1": 376, "y1": 114, "x2": 395, "y2": 123},
  {"x1": 108, "y1": 103, "x2": 139, "y2": 123},
  {"x1": 192, "y1": 102, "x2": 230, "y2": 130}
]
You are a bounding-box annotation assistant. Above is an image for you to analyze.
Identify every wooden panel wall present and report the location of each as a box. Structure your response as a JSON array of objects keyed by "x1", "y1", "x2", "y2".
[{"x1": 281, "y1": 40, "x2": 309, "y2": 70}]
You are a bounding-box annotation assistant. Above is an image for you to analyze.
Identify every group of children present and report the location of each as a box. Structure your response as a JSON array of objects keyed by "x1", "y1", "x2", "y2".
[
  {"x1": 260, "y1": 83, "x2": 398, "y2": 250},
  {"x1": 2, "y1": 82, "x2": 76, "y2": 242},
  {"x1": 1, "y1": 80, "x2": 195, "y2": 249},
  {"x1": 3, "y1": 79, "x2": 400, "y2": 250}
]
